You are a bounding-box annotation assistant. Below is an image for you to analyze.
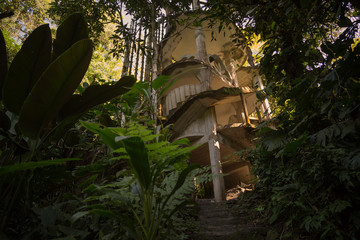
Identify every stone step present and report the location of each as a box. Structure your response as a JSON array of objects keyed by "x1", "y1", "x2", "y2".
[
  {"x1": 196, "y1": 198, "x2": 268, "y2": 240},
  {"x1": 198, "y1": 212, "x2": 232, "y2": 219},
  {"x1": 198, "y1": 216, "x2": 247, "y2": 226}
]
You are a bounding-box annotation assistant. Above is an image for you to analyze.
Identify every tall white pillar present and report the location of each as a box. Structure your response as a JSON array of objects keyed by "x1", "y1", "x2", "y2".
[{"x1": 207, "y1": 108, "x2": 226, "y2": 202}]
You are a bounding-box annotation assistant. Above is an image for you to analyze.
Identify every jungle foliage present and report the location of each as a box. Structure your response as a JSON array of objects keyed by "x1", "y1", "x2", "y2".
[
  {"x1": 206, "y1": 0, "x2": 360, "y2": 239},
  {"x1": 76, "y1": 121, "x2": 202, "y2": 239},
  {"x1": 0, "y1": 13, "x2": 140, "y2": 238},
  {"x1": 2, "y1": 0, "x2": 360, "y2": 239},
  {"x1": 0, "y1": 7, "x2": 203, "y2": 238}
]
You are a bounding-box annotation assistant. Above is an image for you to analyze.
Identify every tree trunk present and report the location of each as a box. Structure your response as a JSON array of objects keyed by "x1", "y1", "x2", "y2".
[
  {"x1": 121, "y1": 21, "x2": 133, "y2": 77},
  {"x1": 246, "y1": 47, "x2": 272, "y2": 119},
  {"x1": 150, "y1": 5, "x2": 159, "y2": 122}
]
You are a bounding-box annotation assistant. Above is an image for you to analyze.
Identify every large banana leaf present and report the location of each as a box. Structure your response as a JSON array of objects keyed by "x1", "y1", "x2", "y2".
[
  {"x1": 18, "y1": 39, "x2": 93, "y2": 139},
  {"x1": 121, "y1": 81, "x2": 150, "y2": 108},
  {"x1": 0, "y1": 29, "x2": 7, "y2": 100},
  {"x1": 80, "y1": 121, "x2": 124, "y2": 150},
  {"x1": 120, "y1": 136, "x2": 151, "y2": 191},
  {"x1": 2, "y1": 24, "x2": 51, "y2": 114},
  {"x1": 59, "y1": 76, "x2": 136, "y2": 120},
  {"x1": 52, "y1": 13, "x2": 89, "y2": 61}
]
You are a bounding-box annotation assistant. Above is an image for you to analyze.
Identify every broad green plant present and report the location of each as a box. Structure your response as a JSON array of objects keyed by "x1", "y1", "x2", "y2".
[
  {"x1": 0, "y1": 13, "x2": 135, "y2": 234},
  {"x1": 207, "y1": 0, "x2": 360, "y2": 238},
  {"x1": 119, "y1": 75, "x2": 177, "y2": 125},
  {"x1": 77, "y1": 121, "x2": 200, "y2": 239}
]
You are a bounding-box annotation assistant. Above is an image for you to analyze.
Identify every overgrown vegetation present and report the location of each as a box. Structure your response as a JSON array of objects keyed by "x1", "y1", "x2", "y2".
[
  {"x1": 0, "y1": 13, "x2": 138, "y2": 238},
  {"x1": 0, "y1": 8, "x2": 203, "y2": 239},
  {"x1": 206, "y1": 0, "x2": 360, "y2": 238},
  {"x1": 76, "y1": 121, "x2": 202, "y2": 239},
  {"x1": 1, "y1": 0, "x2": 360, "y2": 239}
]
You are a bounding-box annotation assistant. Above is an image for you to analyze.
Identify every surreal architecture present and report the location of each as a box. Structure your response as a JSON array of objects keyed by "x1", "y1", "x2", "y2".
[
  {"x1": 120, "y1": 3, "x2": 272, "y2": 202},
  {"x1": 157, "y1": 13, "x2": 272, "y2": 202}
]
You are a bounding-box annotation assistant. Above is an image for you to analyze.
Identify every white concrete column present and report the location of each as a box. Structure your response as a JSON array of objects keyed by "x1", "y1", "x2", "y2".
[
  {"x1": 192, "y1": 0, "x2": 211, "y2": 91},
  {"x1": 193, "y1": 0, "x2": 225, "y2": 201},
  {"x1": 207, "y1": 108, "x2": 226, "y2": 202}
]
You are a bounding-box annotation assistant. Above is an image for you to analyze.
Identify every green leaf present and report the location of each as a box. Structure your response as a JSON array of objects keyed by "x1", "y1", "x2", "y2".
[
  {"x1": 0, "y1": 29, "x2": 7, "y2": 100},
  {"x1": 60, "y1": 76, "x2": 136, "y2": 119},
  {"x1": 263, "y1": 131, "x2": 287, "y2": 151},
  {"x1": 152, "y1": 75, "x2": 169, "y2": 90},
  {"x1": 329, "y1": 200, "x2": 351, "y2": 213},
  {"x1": 158, "y1": 76, "x2": 179, "y2": 98},
  {"x1": 52, "y1": 13, "x2": 89, "y2": 60},
  {"x1": 0, "y1": 158, "x2": 81, "y2": 176},
  {"x1": 121, "y1": 137, "x2": 151, "y2": 191},
  {"x1": 80, "y1": 121, "x2": 122, "y2": 150},
  {"x1": 171, "y1": 138, "x2": 190, "y2": 146},
  {"x1": 2, "y1": 24, "x2": 51, "y2": 114},
  {"x1": 162, "y1": 164, "x2": 200, "y2": 208},
  {"x1": 276, "y1": 134, "x2": 307, "y2": 157},
  {"x1": 121, "y1": 81, "x2": 149, "y2": 107},
  {"x1": 169, "y1": 164, "x2": 200, "y2": 196},
  {"x1": 78, "y1": 174, "x2": 98, "y2": 189},
  {"x1": 18, "y1": 39, "x2": 93, "y2": 138},
  {"x1": 71, "y1": 211, "x2": 90, "y2": 223}
]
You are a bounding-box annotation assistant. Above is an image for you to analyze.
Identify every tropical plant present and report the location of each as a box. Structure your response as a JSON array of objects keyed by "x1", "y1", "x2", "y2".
[
  {"x1": 75, "y1": 121, "x2": 202, "y2": 239},
  {"x1": 119, "y1": 75, "x2": 177, "y2": 125},
  {"x1": 205, "y1": 0, "x2": 360, "y2": 238},
  {"x1": 0, "y1": 12, "x2": 135, "y2": 235}
]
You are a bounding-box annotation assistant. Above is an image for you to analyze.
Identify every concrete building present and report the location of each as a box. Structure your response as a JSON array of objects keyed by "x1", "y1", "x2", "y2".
[{"x1": 158, "y1": 13, "x2": 271, "y2": 202}]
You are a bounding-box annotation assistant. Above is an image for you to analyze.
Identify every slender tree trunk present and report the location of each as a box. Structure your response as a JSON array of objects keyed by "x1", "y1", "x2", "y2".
[
  {"x1": 135, "y1": 24, "x2": 142, "y2": 79},
  {"x1": 144, "y1": 31, "x2": 151, "y2": 81},
  {"x1": 128, "y1": 21, "x2": 137, "y2": 75},
  {"x1": 150, "y1": 5, "x2": 159, "y2": 123},
  {"x1": 121, "y1": 21, "x2": 133, "y2": 77},
  {"x1": 140, "y1": 29, "x2": 147, "y2": 81},
  {"x1": 121, "y1": 44, "x2": 131, "y2": 77},
  {"x1": 246, "y1": 47, "x2": 272, "y2": 118}
]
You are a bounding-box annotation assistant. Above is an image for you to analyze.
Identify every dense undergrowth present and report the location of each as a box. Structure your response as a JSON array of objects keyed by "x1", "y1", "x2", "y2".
[{"x1": 206, "y1": 0, "x2": 360, "y2": 239}]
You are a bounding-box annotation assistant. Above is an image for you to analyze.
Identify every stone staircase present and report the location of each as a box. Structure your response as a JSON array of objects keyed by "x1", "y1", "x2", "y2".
[{"x1": 196, "y1": 199, "x2": 268, "y2": 240}]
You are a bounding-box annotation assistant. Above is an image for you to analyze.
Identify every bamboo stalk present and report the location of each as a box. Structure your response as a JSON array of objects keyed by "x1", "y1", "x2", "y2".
[
  {"x1": 128, "y1": 20, "x2": 137, "y2": 75},
  {"x1": 140, "y1": 29, "x2": 147, "y2": 81},
  {"x1": 134, "y1": 23, "x2": 142, "y2": 79}
]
